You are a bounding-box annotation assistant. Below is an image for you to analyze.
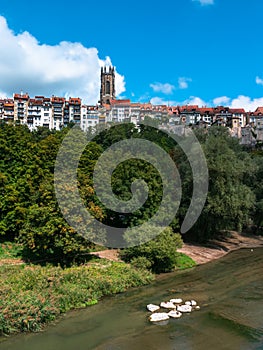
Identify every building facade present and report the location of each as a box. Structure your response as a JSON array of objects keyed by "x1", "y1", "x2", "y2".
[
  {"x1": 0, "y1": 66, "x2": 263, "y2": 147},
  {"x1": 99, "y1": 66, "x2": 115, "y2": 105}
]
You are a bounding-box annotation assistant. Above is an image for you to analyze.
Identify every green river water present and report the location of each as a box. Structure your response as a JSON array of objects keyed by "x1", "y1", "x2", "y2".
[{"x1": 1, "y1": 248, "x2": 263, "y2": 350}]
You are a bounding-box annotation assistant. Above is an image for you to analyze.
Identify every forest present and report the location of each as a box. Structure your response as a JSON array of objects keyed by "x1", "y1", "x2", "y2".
[{"x1": 0, "y1": 122, "x2": 262, "y2": 267}]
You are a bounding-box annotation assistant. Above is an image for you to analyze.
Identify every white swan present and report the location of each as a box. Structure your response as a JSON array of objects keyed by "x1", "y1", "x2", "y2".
[
  {"x1": 149, "y1": 313, "x2": 170, "y2": 322},
  {"x1": 160, "y1": 301, "x2": 177, "y2": 309},
  {"x1": 177, "y1": 304, "x2": 192, "y2": 313},
  {"x1": 170, "y1": 298, "x2": 183, "y2": 304},
  {"x1": 168, "y1": 310, "x2": 182, "y2": 318},
  {"x1": 147, "y1": 304, "x2": 160, "y2": 312}
]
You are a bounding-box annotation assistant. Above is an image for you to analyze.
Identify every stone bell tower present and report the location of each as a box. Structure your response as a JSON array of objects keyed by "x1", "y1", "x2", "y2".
[{"x1": 99, "y1": 66, "x2": 115, "y2": 105}]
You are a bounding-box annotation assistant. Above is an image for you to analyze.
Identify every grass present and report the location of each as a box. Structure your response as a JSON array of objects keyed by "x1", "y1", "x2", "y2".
[
  {"x1": 0, "y1": 242, "x2": 23, "y2": 260},
  {"x1": 0, "y1": 260, "x2": 154, "y2": 336},
  {"x1": 175, "y1": 253, "x2": 196, "y2": 270},
  {"x1": 0, "y1": 243, "x2": 196, "y2": 337}
]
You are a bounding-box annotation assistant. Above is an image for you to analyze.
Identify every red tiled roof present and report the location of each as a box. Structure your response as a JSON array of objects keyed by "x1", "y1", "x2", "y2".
[
  {"x1": 69, "y1": 97, "x2": 81, "y2": 104},
  {"x1": 229, "y1": 108, "x2": 245, "y2": 114},
  {"x1": 29, "y1": 99, "x2": 43, "y2": 105},
  {"x1": 130, "y1": 103, "x2": 141, "y2": 107},
  {"x1": 51, "y1": 96, "x2": 65, "y2": 103},
  {"x1": 110, "y1": 99, "x2": 131, "y2": 105},
  {"x1": 179, "y1": 105, "x2": 199, "y2": 112},
  {"x1": 140, "y1": 103, "x2": 152, "y2": 110},
  {"x1": 254, "y1": 107, "x2": 263, "y2": 115},
  {"x1": 14, "y1": 93, "x2": 29, "y2": 100},
  {"x1": 198, "y1": 107, "x2": 214, "y2": 112}
]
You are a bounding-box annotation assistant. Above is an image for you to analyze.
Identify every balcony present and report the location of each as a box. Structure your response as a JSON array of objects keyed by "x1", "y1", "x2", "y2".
[{"x1": 4, "y1": 116, "x2": 14, "y2": 121}]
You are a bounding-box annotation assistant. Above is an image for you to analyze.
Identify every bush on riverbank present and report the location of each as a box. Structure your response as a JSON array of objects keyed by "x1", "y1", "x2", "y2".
[
  {"x1": 120, "y1": 228, "x2": 186, "y2": 273},
  {"x1": 0, "y1": 261, "x2": 154, "y2": 336}
]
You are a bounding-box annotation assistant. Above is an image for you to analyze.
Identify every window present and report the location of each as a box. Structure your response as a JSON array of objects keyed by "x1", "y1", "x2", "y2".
[{"x1": 106, "y1": 80, "x2": 110, "y2": 95}]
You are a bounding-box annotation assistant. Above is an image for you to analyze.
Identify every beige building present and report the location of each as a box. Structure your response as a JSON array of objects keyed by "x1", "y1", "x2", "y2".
[{"x1": 13, "y1": 93, "x2": 29, "y2": 124}]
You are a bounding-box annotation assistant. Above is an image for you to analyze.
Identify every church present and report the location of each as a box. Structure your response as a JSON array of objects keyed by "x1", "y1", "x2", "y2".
[{"x1": 99, "y1": 66, "x2": 115, "y2": 105}]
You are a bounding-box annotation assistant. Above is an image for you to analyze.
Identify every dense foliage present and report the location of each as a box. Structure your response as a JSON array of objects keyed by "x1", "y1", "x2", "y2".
[
  {"x1": 0, "y1": 261, "x2": 154, "y2": 335},
  {"x1": 0, "y1": 122, "x2": 262, "y2": 265},
  {"x1": 179, "y1": 127, "x2": 258, "y2": 241},
  {"x1": 120, "y1": 227, "x2": 184, "y2": 273}
]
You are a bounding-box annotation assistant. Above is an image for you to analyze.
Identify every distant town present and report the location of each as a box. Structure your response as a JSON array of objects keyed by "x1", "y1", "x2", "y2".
[{"x1": 1, "y1": 66, "x2": 262, "y2": 147}]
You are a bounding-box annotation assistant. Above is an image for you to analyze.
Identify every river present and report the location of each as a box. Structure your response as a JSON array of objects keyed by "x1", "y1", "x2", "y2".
[{"x1": 1, "y1": 248, "x2": 263, "y2": 350}]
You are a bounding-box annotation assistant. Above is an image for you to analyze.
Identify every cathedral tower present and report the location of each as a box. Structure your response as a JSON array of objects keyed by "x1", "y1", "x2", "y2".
[{"x1": 99, "y1": 66, "x2": 115, "y2": 105}]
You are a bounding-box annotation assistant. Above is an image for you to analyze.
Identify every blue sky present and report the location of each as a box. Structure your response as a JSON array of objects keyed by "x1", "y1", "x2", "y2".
[{"x1": 1, "y1": 0, "x2": 263, "y2": 110}]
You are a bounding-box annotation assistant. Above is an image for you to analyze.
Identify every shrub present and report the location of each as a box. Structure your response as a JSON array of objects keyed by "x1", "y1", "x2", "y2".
[
  {"x1": 130, "y1": 256, "x2": 152, "y2": 270},
  {"x1": 120, "y1": 227, "x2": 183, "y2": 273}
]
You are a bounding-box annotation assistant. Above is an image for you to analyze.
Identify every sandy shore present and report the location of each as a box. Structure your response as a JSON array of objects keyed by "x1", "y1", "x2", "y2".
[
  {"x1": 177, "y1": 231, "x2": 263, "y2": 265},
  {"x1": 91, "y1": 232, "x2": 263, "y2": 266}
]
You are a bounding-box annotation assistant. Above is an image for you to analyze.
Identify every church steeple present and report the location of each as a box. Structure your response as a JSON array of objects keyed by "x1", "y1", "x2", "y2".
[{"x1": 99, "y1": 65, "x2": 115, "y2": 105}]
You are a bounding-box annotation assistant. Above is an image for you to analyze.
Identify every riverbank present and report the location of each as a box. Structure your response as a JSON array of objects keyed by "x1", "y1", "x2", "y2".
[
  {"x1": 178, "y1": 231, "x2": 263, "y2": 265},
  {"x1": 2, "y1": 247, "x2": 263, "y2": 350},
  {"x1": 0, "y1": 260, "x2": 154, "y2": 337},
  {"x1": 1, "y1": 232, "x2": 263, "y2": 338},
  {"x1": 90, "y1": 231, "x2": 263, "y2": 266}
]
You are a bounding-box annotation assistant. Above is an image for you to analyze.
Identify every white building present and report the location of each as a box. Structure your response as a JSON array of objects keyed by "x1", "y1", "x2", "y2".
[
  {"x1": 51, "y1": 96, "x2": 65, "y2": 130},
  {"x1": 81, "y1": 105, "x2": 100, "y2": 131},
  {"x1": 108, "y1": 100, "x2": 131, "y2": 123}
]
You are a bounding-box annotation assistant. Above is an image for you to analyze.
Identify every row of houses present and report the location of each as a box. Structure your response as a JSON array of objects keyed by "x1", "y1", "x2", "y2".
[
  {"x1": 0, "y1": 94, "x2": 83, "y2": 131},
  {"x1": 1, "y1": 93, "x2": 263, "y2": 144}
]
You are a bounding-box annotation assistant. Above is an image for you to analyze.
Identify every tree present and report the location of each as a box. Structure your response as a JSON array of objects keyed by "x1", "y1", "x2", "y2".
[
  {"x1": 120, "y1": 227, "x2": 183, "y2": 273},
  {"x1": 181, "y1": 127, "x2": 255, "y2": 241}
]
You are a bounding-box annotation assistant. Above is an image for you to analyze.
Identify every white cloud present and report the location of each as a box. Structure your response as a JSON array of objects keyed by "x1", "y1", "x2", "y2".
[
  {"x1": 0, "y1": 90, "x2": 8, "y2": 98},
  {"x1": 192, "y1": 0, "x2": 214, "y2": 5},
  {"x1": 150, "y1": 82, "x2": 175, "y2": 94},
  {"x1": 256, "y1": 76, "x2": 263, "y2": 86},
  {"x1": 0, "y1": 16, "x2": 125, "y2": 104},
  {"x1": 150, "y1": 97, "x2": 177, "y2": 105},
  {"x1": 148, "y1": 94, "x2": 263, "y2": 112},
  {"x1": 178, "y1": 77, "x2": 192, "y2": 89},
  {"x1": 150, "y1": 78, "x2": 191, "y2": 95},
  {"x1": 183, "y1": 96, "x2": 207, "y2": 106},
  {"x1": 213, "y1": 96, "x2": 230, "y2": 105},
  {"x1": 185, "y1": 95, "x2": 263, "y2": 111},
  {"x1": 229, "y1": 95, "x2": 263, "y2": 111},
  {"x1": 148, "y1": 93, "x2": 263, "y2": 112}
]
